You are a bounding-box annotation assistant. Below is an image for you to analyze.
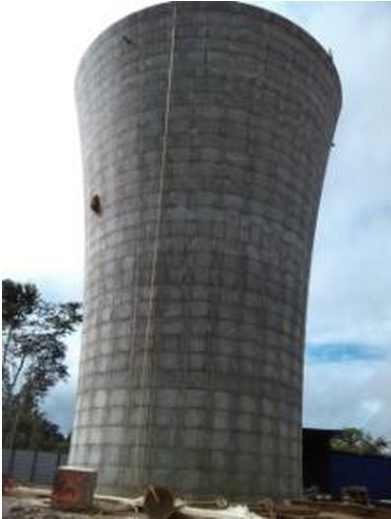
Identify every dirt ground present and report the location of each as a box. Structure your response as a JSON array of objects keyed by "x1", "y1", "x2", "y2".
[
  {"x1": 2, "y1": 487, "x2": 140, "y2": 519},
  {"x1": 3, "y1": 486, "x2": 391, "y2": 519}
]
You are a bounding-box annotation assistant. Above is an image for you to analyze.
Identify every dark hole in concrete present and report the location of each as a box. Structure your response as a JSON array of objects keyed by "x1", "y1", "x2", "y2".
[
  {"x1": 123, "y1": 36, "x2": 134, "y2": 46},
  {"x1": 90, "y1": 194, "x2": 101, "y2": 215}
]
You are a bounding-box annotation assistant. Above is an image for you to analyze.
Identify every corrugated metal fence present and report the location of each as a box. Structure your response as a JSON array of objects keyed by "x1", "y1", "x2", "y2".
[
  {"x1": 330, "y1": 452, "x2": 391, "y2": 500},
  {"x1": 2, "y1": 449, "x2": 68, "y2": 486}
]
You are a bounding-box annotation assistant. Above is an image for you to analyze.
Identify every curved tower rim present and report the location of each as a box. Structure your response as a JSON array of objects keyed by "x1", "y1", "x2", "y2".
[{"x1": 75, "y1": 1, "x2": 342, "y2": 104}]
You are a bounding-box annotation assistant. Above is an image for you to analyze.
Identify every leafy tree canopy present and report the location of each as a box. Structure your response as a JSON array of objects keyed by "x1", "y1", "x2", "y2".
[
  {"x1": 2, "y1": 279, "x2": 82, "y2": 450},
  {"x1": 330, "y1": 427, "x2": 390, "y2": 456},
  {"x1": 6, "y1": 406, "x2": 70, "y2": 453}
]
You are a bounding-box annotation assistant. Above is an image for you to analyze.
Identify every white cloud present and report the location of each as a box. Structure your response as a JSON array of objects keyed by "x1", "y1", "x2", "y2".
[
  {"x1": 304, "y1": 359, "x2": 391, "y2": 438},
  {"x1": 305, "y1": 3, "x2": 391, "y2": 356}
]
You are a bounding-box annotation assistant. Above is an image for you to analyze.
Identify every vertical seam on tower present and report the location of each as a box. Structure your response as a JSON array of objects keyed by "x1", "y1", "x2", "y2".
[{"x1": 139, "y1": 1, "x2": 178, "y2": 473}]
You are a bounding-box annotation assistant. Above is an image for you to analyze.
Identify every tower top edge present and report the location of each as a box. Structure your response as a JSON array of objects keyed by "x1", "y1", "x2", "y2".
[{"x1": 75, "y1": 1, "x2": 342, "y2": 103}]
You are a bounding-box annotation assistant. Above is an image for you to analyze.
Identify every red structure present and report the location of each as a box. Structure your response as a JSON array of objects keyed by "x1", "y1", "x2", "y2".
[{"x1": 51, "y1": 466, "x2": 97, "y2": 511}]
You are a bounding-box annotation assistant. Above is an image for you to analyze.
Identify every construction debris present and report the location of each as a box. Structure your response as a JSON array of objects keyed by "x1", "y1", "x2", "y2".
[
  {"x1": 180, "y1": 504, "x2": 266, "y2": 519},
  {"x1": 341, "y1": 487, "x2": 370, "y2": 507},
  {"x1": 3, "y1": 482, "x2": 391, "y2": 519},
  {"x1": 51, "y1": 467, "x2": 97, "y2": 511},
  {"x1": 2, "y1": 476, "x2": 17, "y2": 496},
  {"x1": 144, "y1": 486, "x2": 175, "y2": 519}
]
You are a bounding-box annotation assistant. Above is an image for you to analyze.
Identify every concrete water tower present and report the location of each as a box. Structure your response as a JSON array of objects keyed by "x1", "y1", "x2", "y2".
[{"x1": 70, "y1": 1, "x2": 341, "y2": 500}]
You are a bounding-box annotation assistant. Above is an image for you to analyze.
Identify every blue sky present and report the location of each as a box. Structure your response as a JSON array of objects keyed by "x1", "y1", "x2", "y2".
[
  {"x1": 2, "y1": 1, "x2": 391, "y2": 438},
  {"x1": 306, "y1": 343, "x2": 386, "y2": 364}
]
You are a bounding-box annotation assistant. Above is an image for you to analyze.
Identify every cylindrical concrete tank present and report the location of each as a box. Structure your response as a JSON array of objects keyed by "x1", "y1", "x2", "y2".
[{"x1": 70, "y1": 1, "x2": 341, "y2": 500}]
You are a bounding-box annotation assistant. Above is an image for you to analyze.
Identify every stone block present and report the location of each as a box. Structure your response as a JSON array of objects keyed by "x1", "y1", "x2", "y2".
[{"x1": 51, "y1": 467, "x2": 97, "y2": 511}]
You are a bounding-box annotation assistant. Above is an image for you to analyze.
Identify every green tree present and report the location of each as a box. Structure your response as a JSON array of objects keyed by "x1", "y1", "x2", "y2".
[
  {"x1": 7, "y1": 405, "x2": 70, "y2": 452},
  {"x1": 2, "y1": 279, "x2": 82, "y2": 449},
  {"x1": 331, "y1": 428, "x2": 389, "y2": 456}
]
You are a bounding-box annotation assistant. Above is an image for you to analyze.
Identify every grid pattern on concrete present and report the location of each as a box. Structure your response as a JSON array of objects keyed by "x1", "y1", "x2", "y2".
[{"x1": 70, "y1": 1, "x2": 341, "y2": 500}]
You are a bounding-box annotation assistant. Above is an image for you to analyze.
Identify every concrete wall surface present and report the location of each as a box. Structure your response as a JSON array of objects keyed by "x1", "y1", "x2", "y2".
[{"x1": 70, "y1": 1, "x2": 341, "y2": 500}]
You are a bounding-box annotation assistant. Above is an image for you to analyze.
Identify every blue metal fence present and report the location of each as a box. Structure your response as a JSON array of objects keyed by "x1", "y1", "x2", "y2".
[
  {"x1": 3, "y1": 447, "x2": 390, "y2": 499},
  {"x1": 330, "y1": 452, "x2": 391, "y2": 500},
  {"x1": 2, "y1": 449, "x2": 68, "y2": 486}
]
